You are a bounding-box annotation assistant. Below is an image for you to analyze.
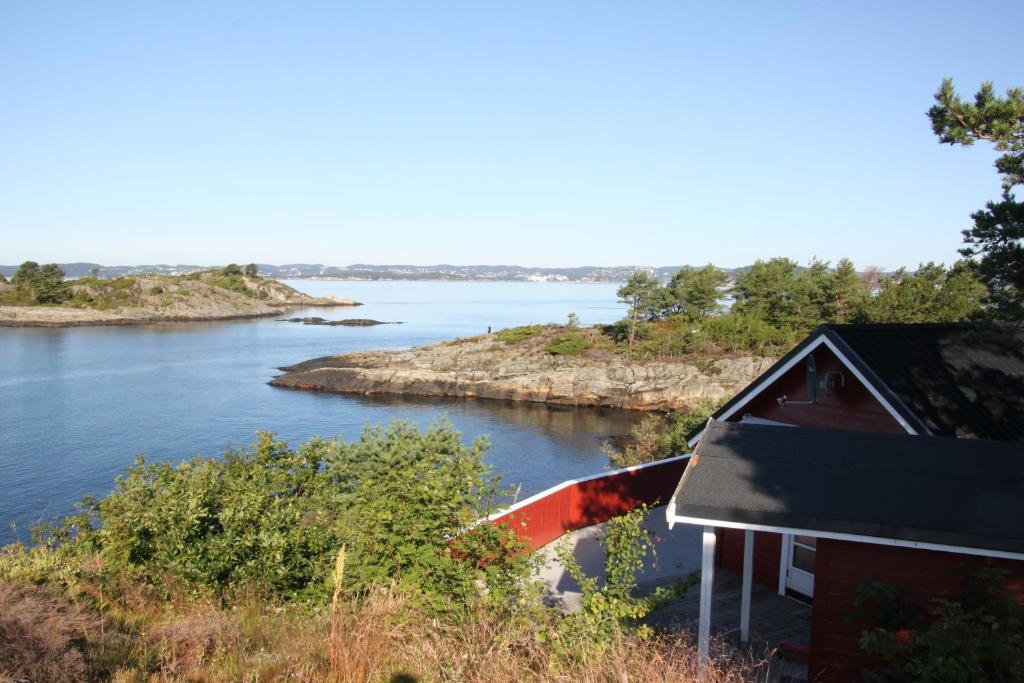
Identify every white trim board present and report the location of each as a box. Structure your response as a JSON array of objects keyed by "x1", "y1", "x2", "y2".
[
  {"x1": 686, "y1": 333, "x2": 922, "y2": 448},
  {"x1": 667, "y1": 513, "x2": 1024, "y2": 563}
]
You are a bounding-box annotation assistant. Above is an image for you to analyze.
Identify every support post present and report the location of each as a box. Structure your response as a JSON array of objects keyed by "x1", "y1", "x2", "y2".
[
  {"x1": 698, "y1": 525, "x2": 716, "y2": 668},
  {"x1": 741, "y1": 529, "x2": 753, "y2": 643}
]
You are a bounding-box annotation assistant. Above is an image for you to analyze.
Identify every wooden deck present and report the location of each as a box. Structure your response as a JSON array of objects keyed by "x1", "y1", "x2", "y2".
[{"x1": 643, "y1": 571, "x2": 812, "y2": 681}]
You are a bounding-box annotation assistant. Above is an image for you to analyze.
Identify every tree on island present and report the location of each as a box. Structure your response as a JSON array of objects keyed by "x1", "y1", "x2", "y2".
[
  {"x1": 244, "y1": 263, "x2": 259, "y2": 277},
  {"x1": 616, "y1": 271, "x2": 664, "y2": 352},
  {"x1": 10, "y1": 260, "x2": 69, "y2": 304},
  {"x1": 929, "y1": 78, "x2": 1024, "y2": 319},
  {"x1": 666, "y1": 264, "x2": 727, "y2": 321}
]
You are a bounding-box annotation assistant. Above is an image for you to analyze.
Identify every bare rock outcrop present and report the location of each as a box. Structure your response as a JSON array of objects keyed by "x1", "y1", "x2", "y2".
[{"x1": 270, "y1": 329, "x2": 774, "y2": 411}]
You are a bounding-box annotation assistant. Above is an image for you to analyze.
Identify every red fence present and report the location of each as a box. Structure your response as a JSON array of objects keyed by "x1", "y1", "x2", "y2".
[{"x1": 486, "y1": 455, "x2": 691, "y2": 550}]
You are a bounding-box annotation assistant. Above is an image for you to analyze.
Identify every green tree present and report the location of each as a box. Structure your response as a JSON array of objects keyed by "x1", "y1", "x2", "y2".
[
  {"x1": 89, "y1": 266, "x2": 101, "y2": 279},
  {"x1": 11, "y1": 261, "x2": 39, "y2": 288},
  {"x1": 824, "y1": 258, "x2": 869, "y2": 323},
  {"x1": 859, "y1": 262, "x2": 986, "y2": 323},
  {"x1": 666, "y1": 264, "x2": 727, "y2": 320},
  {"x1": 959, "y1": 193, "x2": 1024, "y2": 320},
  {"x1": 222, "y1": 263, "x2": 243, "y2": 276},
  {"x1": 616, "y1": 271, "x2": 665, "y2": 352},
  {"x1": 929, "y1": 78, "x2": 1024, "y2": 191},
  {"x1": 32, "y1": 264, "x2": 70, "y2": 303},
  {"x1": 732, "y1": 258, "x2": 801, "y2": 330},
  {"x1": 929, "y1": 78, "x2": 1024, "y2": 319},
  {"x1": 244, "y1": 263, "x2": 259, "y2": 277}
]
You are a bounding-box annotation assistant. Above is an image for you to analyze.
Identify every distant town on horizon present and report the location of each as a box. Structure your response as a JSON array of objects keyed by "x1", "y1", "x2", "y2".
[{"x1": 0, "y1": 261, "x2": 893, "y2": 284}]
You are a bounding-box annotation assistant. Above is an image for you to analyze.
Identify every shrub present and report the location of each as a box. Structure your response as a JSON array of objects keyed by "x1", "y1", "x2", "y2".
[
  {"x1": 701, "y1": 311, "x2": 794, "y2": 355},
  {"x1": 54, "y1": 419, "x2": 526, "y2": 607},
  {"x1": 543, "y1": 332, "x2": 593, "y2": 356},
  {"x1": 605, "y1": 398, "x2": 725, "y2": 467},
  {"x1": 557, "y1": 507, "x2": 696, "y2": 644},
  {"x1": 495, "y1": 325, "x2": 544, "y2": 344},
  {"x1": 848, "y1": 566, "x2": 1024, "y2": 683}
]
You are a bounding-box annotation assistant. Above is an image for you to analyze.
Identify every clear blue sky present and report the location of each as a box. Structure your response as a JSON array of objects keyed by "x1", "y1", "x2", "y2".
[{"x1": 1, "y1": 1, "x2": 1022, "y2": 269}]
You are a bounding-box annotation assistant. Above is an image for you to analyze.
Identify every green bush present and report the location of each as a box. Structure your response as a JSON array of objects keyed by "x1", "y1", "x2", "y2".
[
  {"x1": 605, "y1": 398, "x2": 725, "y2": 468},
  {"x1": 543, "y1": 332, "x2": 593, "y2": 356},
  {"x1": 557, "y1": 507, "x2": 695, "y2": 644},
  {"x1": 848, "y1": 566, "x2": 1024, "y2": 683},
  {"x1": 495, "y1": 325, "x2": 545, "y2": 344},
  {"x1": 700, "y1": 311, "x2": 794, "y2": 355},
  {"x1": 34, "y1": 419, "x2": 526, "y2": 607}
]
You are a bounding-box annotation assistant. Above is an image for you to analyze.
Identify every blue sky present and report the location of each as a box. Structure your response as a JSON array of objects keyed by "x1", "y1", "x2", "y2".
[{"x1": 1, "y1": 2, "x2": 1022, "y2": 269}]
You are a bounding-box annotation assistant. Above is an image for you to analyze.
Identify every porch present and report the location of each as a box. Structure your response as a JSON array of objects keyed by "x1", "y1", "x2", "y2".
[{"x1": 537, "y1": 507, "x2": 812, "y2": 671}]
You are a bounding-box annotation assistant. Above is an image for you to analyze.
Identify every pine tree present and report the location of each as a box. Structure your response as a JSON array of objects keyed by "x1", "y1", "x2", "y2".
[{"x1": 929, "y1": 78, "x2": 1024, "y2": 319}]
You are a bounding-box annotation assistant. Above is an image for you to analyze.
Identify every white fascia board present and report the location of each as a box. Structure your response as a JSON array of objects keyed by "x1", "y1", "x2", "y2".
[
  {"x1": 686, "y1": 333, "x2": 922, "y2": 448},
  {"x1": 667, "y1": 514, "x2": 1024, "y2": 563}
]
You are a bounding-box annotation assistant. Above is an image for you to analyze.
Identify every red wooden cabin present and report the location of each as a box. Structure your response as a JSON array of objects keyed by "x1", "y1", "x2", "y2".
[{"x1": 669, "y1": 322, "x2": 1024, "y2": 680}]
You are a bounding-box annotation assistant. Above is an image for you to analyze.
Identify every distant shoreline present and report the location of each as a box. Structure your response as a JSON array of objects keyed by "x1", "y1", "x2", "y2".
[{"x1": 284, "y1": 276, "x2": 620, "y2": 284}]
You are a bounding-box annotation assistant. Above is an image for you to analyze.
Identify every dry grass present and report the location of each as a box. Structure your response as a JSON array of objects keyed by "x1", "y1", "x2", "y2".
[
  {"x1": 1, "y1": 576, "x2": 761, "y2": 683},
  {"x1": 0, "y1": 582, "x2": 112, "y2": 683},
  {"x1": 323, "y1": 589, "x2": 761, "y2": 683}
]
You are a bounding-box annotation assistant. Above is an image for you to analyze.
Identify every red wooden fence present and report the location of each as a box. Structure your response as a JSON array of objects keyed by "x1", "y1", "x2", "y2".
[{"x1": 486, "y1": 455, "x2": 691, "y2": 550}]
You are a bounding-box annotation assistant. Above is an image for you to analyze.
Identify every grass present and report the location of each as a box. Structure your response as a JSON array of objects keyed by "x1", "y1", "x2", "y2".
[
  {"x1": 495, "y1": 325, "x2": 546, "y2": 344},
  {"x1": 0, "y1": 572, "x2": 757, "y2": 683},
  {"x1": 543, "y1": 331, "x2": 593, "y2": 356}
]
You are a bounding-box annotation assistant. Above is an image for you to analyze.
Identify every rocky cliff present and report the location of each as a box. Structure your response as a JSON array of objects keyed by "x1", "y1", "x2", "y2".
[{"x1": 270, "y1": 327, "x2": 774, "y2": 411}]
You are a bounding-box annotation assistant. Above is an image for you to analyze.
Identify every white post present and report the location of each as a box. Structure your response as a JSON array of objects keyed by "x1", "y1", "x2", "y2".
[
  {"x1": 740, "y1": 529, "x2": 753, "y2": 643},
  {"x1": 698, "y1": 525, "x2": 716, "y2": 668}
]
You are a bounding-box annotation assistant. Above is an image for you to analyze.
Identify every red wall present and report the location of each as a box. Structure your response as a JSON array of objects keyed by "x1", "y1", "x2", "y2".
[
  {"x1": 716, "y1": 346, "x2": 907, "y2": 591},
  {"x1": 737, "y1": 346, "x2": 904, "y2": 434},
  {"x1": 488, "y1": 457, "x2": 689, "y2": 551},
  {"x1": 809, "y1": 539, "x2": 1024, "y2": 682},
  {"x1": 716, "y1": 528, "x2": 782, "y2": 589}
]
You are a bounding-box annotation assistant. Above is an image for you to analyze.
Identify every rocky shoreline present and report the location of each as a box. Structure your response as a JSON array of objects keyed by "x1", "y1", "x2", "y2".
[
  {"x1": 278, "y1": 317, "x2": 401, "y2": 326},
  {"x1": 270, "y1": 327, "x2": 774, "y2": 411}
]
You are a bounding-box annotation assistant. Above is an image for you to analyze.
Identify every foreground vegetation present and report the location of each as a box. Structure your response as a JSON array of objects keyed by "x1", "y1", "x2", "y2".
[{"x1": 0, "y1": 420, "x2": 757, "y2": 682}]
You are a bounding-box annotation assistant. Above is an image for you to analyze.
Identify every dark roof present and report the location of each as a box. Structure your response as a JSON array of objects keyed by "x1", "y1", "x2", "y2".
[
  {"x1": 670, "y1": 419, "x2": 1024, "y2": 555},
  {"x1": 688, "y1": 323, "x2": 1024, "y2": 443},
  {"x1": 825, "y1": 323, "x2": 1024, "y2": 440}
]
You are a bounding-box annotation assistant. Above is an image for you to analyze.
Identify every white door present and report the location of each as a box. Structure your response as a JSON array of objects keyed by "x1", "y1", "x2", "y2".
[{"x1": 784, "y1": 534, "x2": 816, "y2": 598}]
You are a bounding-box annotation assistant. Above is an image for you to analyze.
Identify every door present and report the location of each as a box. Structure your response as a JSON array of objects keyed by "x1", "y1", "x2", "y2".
[{"x1": 784, "y1": 534, "x2": 816, "y2": 598}]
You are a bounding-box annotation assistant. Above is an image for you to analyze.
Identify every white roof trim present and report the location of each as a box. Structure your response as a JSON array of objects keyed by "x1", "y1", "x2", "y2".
[
  {"x1": 686, "y1": 332, "x2": 921, "y2": 448},
  {"x1": 665, "y1": 512, "x2": 1024, "y2": 563}
]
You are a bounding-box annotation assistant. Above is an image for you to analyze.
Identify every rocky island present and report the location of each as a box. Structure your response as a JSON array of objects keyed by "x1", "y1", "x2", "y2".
[
  {"x1": 270, "y1": 324, "x2": 774, "y2": 411},
  {"x1": 0, "y1": 264, "x2": 360, "y2": 327}
]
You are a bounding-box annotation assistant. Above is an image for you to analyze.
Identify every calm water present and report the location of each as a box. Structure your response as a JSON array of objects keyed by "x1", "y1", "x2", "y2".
[{"x1": 0, "y1": 281, "x2": 638, "y2": 544}]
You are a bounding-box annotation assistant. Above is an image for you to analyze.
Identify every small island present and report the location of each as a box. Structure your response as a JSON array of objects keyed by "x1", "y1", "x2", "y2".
[
  {"x1": 270, "y1": 324, "x2": 773, "y2": 411},
  {"x1": 0, "y1": 262, "x2": 360, "y2": 327}
]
